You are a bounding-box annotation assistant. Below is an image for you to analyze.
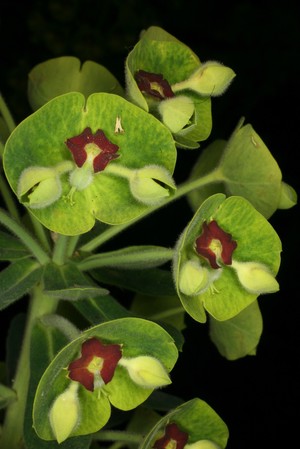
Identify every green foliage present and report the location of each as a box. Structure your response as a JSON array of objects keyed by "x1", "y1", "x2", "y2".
[{"x1": 0, "y1": 23, "x2": 296, "y2": 449}]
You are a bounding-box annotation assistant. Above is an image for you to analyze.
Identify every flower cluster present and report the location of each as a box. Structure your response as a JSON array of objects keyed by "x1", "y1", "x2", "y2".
[
  {"x1": 4, "y1": 92, "x2": 177, "y2": 234},
  {"x1": 126, "y1": 27, "x2": 235, "y2": 147},
  {"x1": 175, "y1": 194, "x2": 282, "y2": 322}
]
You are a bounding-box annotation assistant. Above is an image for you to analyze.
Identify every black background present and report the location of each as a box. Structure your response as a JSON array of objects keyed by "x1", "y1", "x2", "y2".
[{"x1": 0, "y1": 1, "x2": 299, "y2": 448}]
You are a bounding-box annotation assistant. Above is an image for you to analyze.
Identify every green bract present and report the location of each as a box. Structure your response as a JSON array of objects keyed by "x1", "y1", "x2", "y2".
[
  {"x1": 28, "y1": 56, "x2": 124, "y2": 111},
  {"x1": 188, "y1": 121, "x2": 296, "y2": 218},
  {"x1": 3, "y1": 92, "x2": 177, "y2": 235},
  {"x1": 33, "y1": 317, "x2": 178, "y2": 441},
  {"x1": 140, "y1": 398, "x2": 229, "y2": 449},
  {"x1": 125, "y1": 26, "x2": 216, "y2": 148},
  {"x1": 173, "y1": 194, "x2": 282, "y2": 322}
]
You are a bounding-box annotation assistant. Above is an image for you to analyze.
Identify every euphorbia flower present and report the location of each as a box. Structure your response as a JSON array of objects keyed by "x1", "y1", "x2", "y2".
[
  {"x1": 135, "y1": 70, "x2": 175, "y2": 100},
  {"x1": 65, "y1": 127, "x2": 119, "y2": 173},
  {"x1": 68, "y1": 338, "x2": 122, "y2": 391},
  {"x1": 195, "y1": 220, "x2": 237, "y2": 269},
  {"x1": 153, "y1": 423, "x2": 188, "y2": 449}
]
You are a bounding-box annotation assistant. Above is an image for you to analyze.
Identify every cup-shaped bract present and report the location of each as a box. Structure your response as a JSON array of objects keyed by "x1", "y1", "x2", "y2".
[
  {"x1": 188, "y1": 122, "x2": 297, "y2": 219},
  {"x1": 173, "y1": 194, "x2": 282, "y2": 322},
  {"x1": 33, "y1": 317, "x2": 178, "y2": 441},
  {"x1": 140, "y1": 398, "x2": 229, "y2": 449},
  {"x1": 125, "y1": 26, "x2": 217, "y2": 148},
  {"x1": 3, "y1": 92, "x2": 177, "y2": 235},
  {"x1": 28, "y1": 56, "x2": 124, "y2": 111}
]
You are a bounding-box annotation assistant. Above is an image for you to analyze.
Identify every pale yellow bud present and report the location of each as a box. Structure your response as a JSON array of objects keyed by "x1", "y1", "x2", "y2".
[
  {"x1": 179, "y1": 260, "x2": 210, "y2": 296},
  {"x1": 185, "y1": 440, "x2": 221, "y2": 449},
  {"x1": 129, "y1": 165, "x2": 176, "y2": 205},
  {"x1": 18, "y1": 161, "x2": 73, "y2": 209},
  {"x1": 232, "y1": 260, "x2": 279, "y2": 294},
  {"x1": 172, "y1": 61, "x2": 236, "y2": 97},
  {"x1": 49, "y1": 382, "x2": 80, "y2": 443},
  {"x1": 119, "y1": 356, "x2": 171, "y2": 388}
]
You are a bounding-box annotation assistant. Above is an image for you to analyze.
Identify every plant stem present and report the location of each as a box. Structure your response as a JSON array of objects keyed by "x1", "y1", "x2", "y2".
[
  {"x1": 66, "y1": 235, "x2": 80, "y2": 258},
  {"x1": 0, "y1": 92, "x2": 16, "y2": 134},
  {"x1": 28, "y1": 212, "x2": 52, "y2": 253},
  {"x1": 0, "y1": 208, "x2": 50, "y2": 264},
  {"x1": 80, "y1": 167, "x2": 223, "y2": 252},
  {"x1": 93, "y1": 430, "x2": 143, "y2": 445},
  {"x1": 0, "y1": 287, "x2": 59, "y2": 449},
  {"x1": 149, "y1": 306, "x2": 184, "y2": 321},
  {"x1": 52, "y1": 234, "x2": 70, "y2": 265},
  {"x1": 0, "y1": 174, "x2": 20, "y2": 222}
]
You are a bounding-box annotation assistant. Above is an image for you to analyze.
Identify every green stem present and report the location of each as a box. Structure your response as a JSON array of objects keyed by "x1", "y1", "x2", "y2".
[
  {"x1": 28, "y1": 212, "x2": 52, "y2": 253},
  {"x1": 52, "y1": 234, "x2": 70, "y2": 265},
  {"x1": 80, "y1": 168, "x2": 223, "y2": 252},
  {"x1": 149, "y1": 306, "x2": 184, "y2": 321},
  {"x1": 66, "y1": 235, "x2": 80, "y2": 258},
  {"x1": 93, "y1": 430, "x2": 143, "y2": 445},
  {"x1": 0, "y1": 93, "x2": 16, "y2": 134},
  {"x1": 0, "y1": 208, "x2": 50, "y2": 264},
  {"x1": 0, "y1": 287, "x2": 59, "y2": 449},
  {"x1": 0, "y1": 173, "x2": 20, "y2": 222}
]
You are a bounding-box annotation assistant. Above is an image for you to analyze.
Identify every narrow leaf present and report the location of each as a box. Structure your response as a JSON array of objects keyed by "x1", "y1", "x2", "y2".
[
  {"x1": 72, "y1": 294, "x2": 131, "y2": 324},
  {"x1": 91, "y1": 267, "x2": 176, "y2": 296},
  {"x1": 43, "y1": 262, "x2": 108, "y2": 300},
  {"x1": 0, "y1": 230, "x2": 30, "y2": 260},
  {"x1": 78, "y1": 245, "x2": 173, "y2": 270},
  {"x1": 0, "y1": 259, "x2": 42, "y2": 310}
]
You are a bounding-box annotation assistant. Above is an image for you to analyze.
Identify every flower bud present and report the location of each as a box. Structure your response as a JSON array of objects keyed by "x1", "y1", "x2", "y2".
[
  {"x1": 231, "y1": 260, "x2": 279, "y2": 294},
  {"x1": 277, "y1": 181, "x2": 297, "y2": 210},
  {"x1": 172, "y1": 61, "x2": 235, "y2": 97},
  {"x1": 18, "y1": 161, "x2": 73, "y2": 209},
  {"x1": 69, "y1": 165, "x2": 94, "y2": 191},
  {"x1": 185, "y1": 440, "x2": 221, "y2": 449},
  {"x1": 158, "y1": 95, "x2": 195, "y2": 133},
  {"x1": 179, "y1": 260, "x2": 210, "y2": 296},
  {"x1": 119, "y1": 355, "x2": 171, "y2": 388},
  {"x1": 129, "y1": 165, "x2": 176, "y2": 205},
  {"x1": 49, "y1": 381, "x2": 80, "y2": 443}
]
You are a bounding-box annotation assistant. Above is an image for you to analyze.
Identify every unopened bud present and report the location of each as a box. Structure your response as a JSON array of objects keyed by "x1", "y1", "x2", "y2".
[
  {"x1": 49, "y1": 382, "x2": 80, "y2": 443},
  {"x1": 278, "y1": 181, "x2": 297, "y2": 210},
  {"x1": 185, "y1": 440, "x2": 221, "y2": 449},
  {"x1": 130, "y1": 165, "x2": 176, "y2": 205},
  {"x1": 232, "y1": 260, "x2": 279, "y2": 294},
  {"x1": 119, "y1": 355, "x2": 171, "y2": 388},
  {"x1": 172, "y1": 61, "x2": 235, "y2": 97},
  {"x1": 179, "y1": 260, "x2": 210, "y2": 296},
  {"x1": 18, "y1": 161, "x2": 73, "y2": 208}
]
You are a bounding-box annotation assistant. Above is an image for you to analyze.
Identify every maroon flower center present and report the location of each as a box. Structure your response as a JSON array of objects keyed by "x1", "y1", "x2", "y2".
[
  {"x1": 195, "y1": 220, "x2": 237, "y2": 269},
  {"x1": 135, "y1": 70, "x2": 175, "y2": 100},
  {"x1": 68, "y1": 338, "x2": 122, "y2": 392},
  {"x1": 65, "y1": 127, "x2": 119, "y2": 173},
  {"x1": 153, "y1": 423, "x2": 188, "y2": 449}
]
